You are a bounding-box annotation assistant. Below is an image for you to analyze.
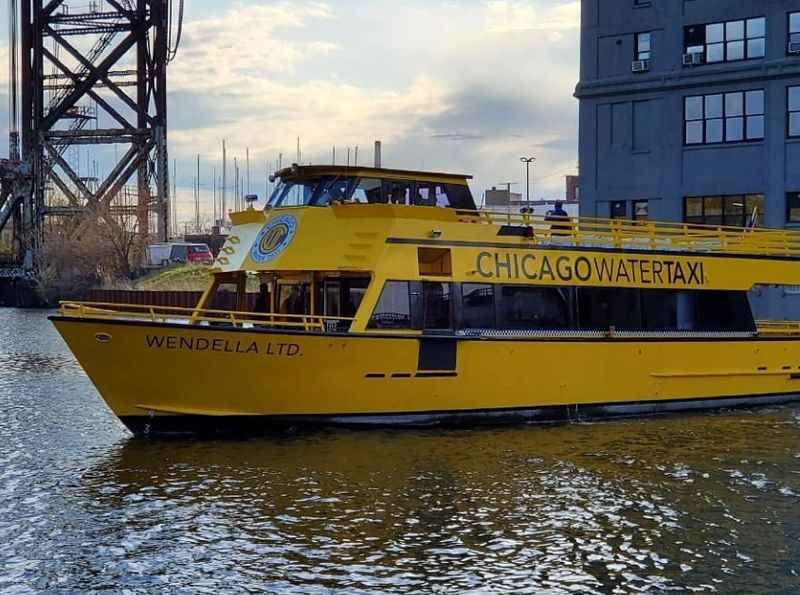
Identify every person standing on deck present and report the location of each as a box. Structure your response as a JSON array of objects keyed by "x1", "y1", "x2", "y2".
[{"x1": 545, "y1": 201, "x2": 572, "y2": 236}]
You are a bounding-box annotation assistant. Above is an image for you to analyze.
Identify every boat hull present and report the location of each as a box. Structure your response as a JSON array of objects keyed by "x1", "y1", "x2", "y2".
[{"x1": 51, "y1": 316, "x2": 800, "y2": 436}]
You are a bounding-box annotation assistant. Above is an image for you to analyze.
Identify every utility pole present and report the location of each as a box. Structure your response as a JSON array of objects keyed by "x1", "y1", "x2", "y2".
[
  {"x1": 222, "y1": 140, "x2": 227, "y2": 223},
  {"x1": 520, "y1": 157, "x2": 536, "y2": 209},
  {"x1": 246, "y1": 147, "x2": 251, "y2": 196},
  {"x1": 213, "y1": 167, "x2": 217, "y2": 225}
]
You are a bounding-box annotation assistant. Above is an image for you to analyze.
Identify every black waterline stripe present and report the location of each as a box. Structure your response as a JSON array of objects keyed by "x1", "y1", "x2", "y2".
[{"x1": 122, "y1": 391, "x2": 800, "y2": 422}]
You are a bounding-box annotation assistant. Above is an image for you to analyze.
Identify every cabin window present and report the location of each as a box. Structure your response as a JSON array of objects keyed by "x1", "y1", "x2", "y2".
[
  {"x1": 461, "y1": 284, "x2": 495, "y2": 329},
  {"x1": 368, "y1": 281, "x2": 413, "y2": 329},
  {"x1": 641, "y1": 290, "x2": 678, "y2": 331},
  {"x1": 352, "y1": 178, "x2": 384, "y2": 203},
  {"x1": 578, "y1": 288, "x2": 641, "y2": 331},
  {"x1": 278, "y1": 283, "x2": 310, "y2": 315},
  {"x1": 499, "y1": 286, "x2": 569, "y2": 330},
  {"x1": 209, "y1": 283, "x2": 241, "y2": 311},
  {"x1": 422, "y1": 282, "x2": 453, "y2": 330},
  {"x1": 342, "y1": 278, "x2": 369, "y2": 318},
  {"x1": 315, "y1": 177, "x2": 355, "y2": 205},
  {"x1": 446, "y1": 185, "x2": 476, "y2": 209},
  {"x1": 414, "y1": 183, "x2": 448, "y2": 207},
  {"x1": 695, "y1": 291, "x2": 756, "y2": 332},
  {"x1": 418, "y1": 248, "x2": 452, "y2": 276},
  {"x1": 268, "y1": 180, "x2": 319, "y2": 207},
  {"x1": 383, "y1": 180, "x2": 414, "y2": 205}
]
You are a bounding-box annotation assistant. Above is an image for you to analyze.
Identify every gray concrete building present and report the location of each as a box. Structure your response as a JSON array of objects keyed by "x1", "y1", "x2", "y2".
[{"x1": 576, "y1": 0, "x2": 800, "y2": 317}]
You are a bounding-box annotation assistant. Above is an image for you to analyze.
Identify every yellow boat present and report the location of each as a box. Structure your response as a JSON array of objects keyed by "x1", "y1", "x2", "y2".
[{"x1": 51, "y1": 165, "x2": 800, "y2": 436}]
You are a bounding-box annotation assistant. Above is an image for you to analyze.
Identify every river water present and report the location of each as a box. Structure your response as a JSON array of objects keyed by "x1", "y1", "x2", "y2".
[{"x1": 2, "y1": 309, "x2": 800, "y2": 594}]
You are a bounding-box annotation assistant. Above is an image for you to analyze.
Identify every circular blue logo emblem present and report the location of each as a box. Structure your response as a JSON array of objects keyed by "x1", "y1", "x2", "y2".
[{"x1": 251, "y1": 215, "x2": 297, "y2": 263}]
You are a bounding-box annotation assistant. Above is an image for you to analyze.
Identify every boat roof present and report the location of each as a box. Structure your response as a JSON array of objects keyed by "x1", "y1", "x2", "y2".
[{"x1": 274, "y1": 164, "x2": 473, "y2": 185}]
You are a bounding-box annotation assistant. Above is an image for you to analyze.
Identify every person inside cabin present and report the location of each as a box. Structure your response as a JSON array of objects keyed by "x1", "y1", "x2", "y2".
[
  {"x1": 390, "y1": 183, "x2": 407, "y2": 205},
  {"x1": 281, "y1": 284, "x2": 307, "y2": 316},
  {"x1": 254, "y1": 282, "x2": 270, "y2": 314},
  {"x1": 545, "y1": 201, "x2": 572, "y2": 236}
]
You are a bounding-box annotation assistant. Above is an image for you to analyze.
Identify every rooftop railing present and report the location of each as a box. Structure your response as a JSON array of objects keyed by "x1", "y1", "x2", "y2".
[
  {"x1": 457, "y1": 211, "x2": 800, "y2": 258},
  {"x1": 756, "y1": 320, "x2": 800, "y2": 336},
  {"x1": 59, "y1": 301, "x2": 355, "y2": 333}
]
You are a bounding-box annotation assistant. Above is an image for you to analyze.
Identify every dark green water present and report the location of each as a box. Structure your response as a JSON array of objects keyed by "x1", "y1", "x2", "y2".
[{"x1": 2, "y1": 309, "x2": 800, "y2": 594}]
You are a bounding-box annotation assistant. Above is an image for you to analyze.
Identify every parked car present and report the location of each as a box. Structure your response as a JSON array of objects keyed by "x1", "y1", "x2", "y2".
[{"x1": 146, "y1": 242, "x2": 214, "y2": 267}]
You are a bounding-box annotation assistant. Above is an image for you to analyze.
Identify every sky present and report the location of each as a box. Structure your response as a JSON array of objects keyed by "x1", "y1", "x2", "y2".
[{"x1": 1, "y1": 0, "x2": 581, "y2": 227}]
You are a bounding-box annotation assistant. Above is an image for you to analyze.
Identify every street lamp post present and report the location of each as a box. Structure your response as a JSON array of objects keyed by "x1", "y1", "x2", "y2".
[{"x1": 520, "y1": 157, "x2": 536, "y2": 210}]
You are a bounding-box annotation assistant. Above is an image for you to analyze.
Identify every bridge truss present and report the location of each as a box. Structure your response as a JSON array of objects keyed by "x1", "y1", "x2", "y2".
[{"x1": 1, "y1": 0, "x2": 182, "y2": 266}]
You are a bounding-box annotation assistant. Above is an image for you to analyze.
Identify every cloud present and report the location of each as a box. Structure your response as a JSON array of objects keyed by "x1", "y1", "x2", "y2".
[
  {"x1": 486, "y1": 0, "x2": 580, "y2": 34},
  {"x1": 0, "y1": 0, "x2": 581, "y2": 213},
  {"x1": 172, "y1": 2, "x2": 337, "y2": 92}
]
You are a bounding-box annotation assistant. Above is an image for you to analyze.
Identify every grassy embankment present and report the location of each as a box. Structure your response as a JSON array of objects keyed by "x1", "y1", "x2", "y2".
[{"x1": 113, "y1": 266, "x2": 261, "y2": 292}]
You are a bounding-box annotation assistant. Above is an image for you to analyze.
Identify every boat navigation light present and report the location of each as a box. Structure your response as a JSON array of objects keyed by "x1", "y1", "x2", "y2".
[
  {"x1": 245, "y1": 194, "x2": 258, "y2": 209},
  {"x1": 430, "y1": 229, "x2": 442, "y2": 238}
]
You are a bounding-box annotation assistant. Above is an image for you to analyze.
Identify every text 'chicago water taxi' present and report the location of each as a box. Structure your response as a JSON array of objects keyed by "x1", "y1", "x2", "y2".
[{"x1": 52, "y1": 165, "x2": 800, "y2": 436}]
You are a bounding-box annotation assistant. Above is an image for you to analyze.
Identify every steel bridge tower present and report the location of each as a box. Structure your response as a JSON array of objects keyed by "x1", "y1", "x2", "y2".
[{"x1": 1, "y1": 0, "x2": 179, "y2": 266}]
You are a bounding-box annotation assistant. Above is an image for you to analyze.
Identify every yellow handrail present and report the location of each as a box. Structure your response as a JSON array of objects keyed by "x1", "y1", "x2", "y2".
[
  {"x1": 458, "y1": 210, "x2": 800, "y2": 258},
  {"x1": 756, "y1": 320, "x2": 800, "y2": 336},
  {"x1": 59, "y1": 301, "x2": 355, "y2": 333}
]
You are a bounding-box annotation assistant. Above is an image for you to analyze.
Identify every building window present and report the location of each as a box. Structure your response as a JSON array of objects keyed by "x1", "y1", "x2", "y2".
[
  {"x1": 684, "y1": 90, "x2": 765, "y2": 145},
  {"x1": 635, "y1": 32, "x2": 651, "y2": 61},
  {"x1": 788, "y1": 192, "x2": 800, "y2": 223},
  {"x1": 790, "y1": 12, "x2": 800, "y2": 49},
  {"x1": 684, "y1": 17, "x2": 766, "y2": 64},
  {"x1": 684, "y1": 195, "x2": 765, "y2": 227},
  {"x1": 789, "y1": 87, "x2": 800, "y2": 137},
  {"x1": 610, "y1": 201, "x2": 627, "y2": 219},
  {"x1": 633, "y1": 200, "x2": 649, "y2": 221}
]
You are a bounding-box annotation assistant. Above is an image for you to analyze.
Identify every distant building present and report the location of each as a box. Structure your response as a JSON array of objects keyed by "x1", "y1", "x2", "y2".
[
  {"x1": 565, "y1": 175, "x2": 580, "y2": 202},
  {"x1": 485, "y1": 188, "x2": 523, "y2": 207},
  {"x1": 576, "y1": 0, "x2": 800, "y2": 228},
  {"x1": 576, "y1": 0, "x2": 800, "y2": 318}
]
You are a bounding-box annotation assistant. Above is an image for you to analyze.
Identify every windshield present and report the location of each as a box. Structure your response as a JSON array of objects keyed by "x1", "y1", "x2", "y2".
[
  {"x1": 267, "y1": 180, "x2": 321, "y2": 208},
  {"x1": 267, "y1": 176, "x2": 357, "y2": 208},
  {"x1": 266, "y1": 175, "x2": 476, "y2": 209}
]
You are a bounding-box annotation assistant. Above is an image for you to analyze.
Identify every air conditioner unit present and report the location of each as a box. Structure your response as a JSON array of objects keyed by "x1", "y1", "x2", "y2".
[
  {"x1": 631, "y1": 59, "x2": 650, "y2": 73},
  {"x1": 789, "y1": 42, "x2": 800, "y2": 55},
  {"x1": 683, "y1": 52, "x2": 704, "y2": 66}
]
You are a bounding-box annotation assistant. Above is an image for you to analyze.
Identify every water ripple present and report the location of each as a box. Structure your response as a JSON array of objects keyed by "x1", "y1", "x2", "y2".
[{"x1": 1, "y1": 310, "x2": 800, "y2": 593}]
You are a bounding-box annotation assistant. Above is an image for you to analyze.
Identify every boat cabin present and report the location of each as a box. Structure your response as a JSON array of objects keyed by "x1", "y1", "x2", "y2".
[{"x1": 160, "y1": 164, "x2": 800, "y2": 340}]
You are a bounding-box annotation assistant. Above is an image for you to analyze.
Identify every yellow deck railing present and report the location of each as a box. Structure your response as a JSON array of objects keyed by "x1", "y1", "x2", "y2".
[
  {"x1": 458, "y1": 211, "x2": 800, "y2": 258},
  {"x1": 59, "y1": 301, "x2": 355, "y2": 332},
  {"x1": 756, "y1": 320, "x2": 800, "y2": 336}
]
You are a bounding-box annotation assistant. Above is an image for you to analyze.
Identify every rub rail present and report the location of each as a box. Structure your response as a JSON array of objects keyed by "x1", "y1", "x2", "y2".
[{"x1": 59, "y1": 301, "x2": 355, "y2": 332}]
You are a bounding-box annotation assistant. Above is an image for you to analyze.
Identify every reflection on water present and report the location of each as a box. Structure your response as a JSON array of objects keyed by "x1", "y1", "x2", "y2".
[{"x1": 1, "y1": 310, "x2": 800, "y2": 593}]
